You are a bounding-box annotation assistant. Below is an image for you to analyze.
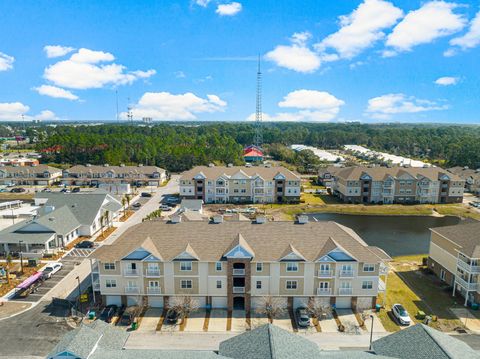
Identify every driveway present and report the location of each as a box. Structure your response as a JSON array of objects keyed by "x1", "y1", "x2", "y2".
[
  {"x1": 273, "y1": 312, "x2": 293, "y2": 332},
  {"x1": 251, "y1": 312, "x2": 269, "y2": 329},
  {"x1": 0, "y1": 301, "x2": 72, "y2": 358},
  {"x1": 209, "y1": 309, "x2": 228, "y2": 332},
  {"x1": 184, "y1": 309, "x2": 206, "y2": 332},
  {"x1": 231, "y1": 310, "x2": 247, "y2": 332},
  {"x1": 137, "y1": 308, "x2": 162, "y2": 333}
]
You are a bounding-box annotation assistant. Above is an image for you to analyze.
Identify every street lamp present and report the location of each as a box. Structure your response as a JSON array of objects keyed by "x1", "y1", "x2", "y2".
[
  {"x1": 19, "y1": 240, "x2": 23, "y2": 274},
  {"x1": 76, "y1": 276, "x2": 82, "y2": 313},
  {"x1": 369, "y1": 314, "x2": 374, "y2": 351}
]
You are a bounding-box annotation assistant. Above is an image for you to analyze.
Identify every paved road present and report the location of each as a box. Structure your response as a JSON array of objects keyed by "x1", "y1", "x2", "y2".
[
  {"x1": 0, "y1": 301, "x2": 72, "y2": 358},
  {"x1": 104, "y1": 175, "x2": 179, "y2": 245}
]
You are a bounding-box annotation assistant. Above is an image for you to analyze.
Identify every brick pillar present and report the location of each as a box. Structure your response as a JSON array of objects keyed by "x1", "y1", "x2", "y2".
[
  {"x1": 330, "y1": 296, "x2": 335, "y2": 306},
  {"x1": 227, "y1": 260, "x2": 234, "y2": 311},
  {"x1": 244, "y1": 258, "x2": 251, "y2": 313},
  {"x1": 351, "y1": 296, "x2": 357, "y2": 311}
]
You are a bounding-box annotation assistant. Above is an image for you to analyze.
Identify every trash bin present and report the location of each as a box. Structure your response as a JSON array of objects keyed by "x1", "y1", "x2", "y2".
[
  {"x1": 472, "y1": 303, "x2": 479, "y2": 310},
  {"x1": 88, "y1": 311, "x2": 95, "y2": 320},
  {"x1": 131, "y1": 322, "x2": 138, "y2": 330},
  {"x1": 375, "y1": 304, "x2": 382, "y2": 312},
  {"x1": 417, "y1": 311, "x2": 426, "y2": 320}
]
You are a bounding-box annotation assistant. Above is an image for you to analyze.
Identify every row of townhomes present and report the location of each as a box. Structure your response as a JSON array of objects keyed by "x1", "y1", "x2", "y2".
[
  {"x1": 90, "y1": 215, "x2": 390, "y2": 311},
  {"x1": 320, "y1": 165, "x2": 464, "y2": 204},
  {"x1": 47, "y1": 320, "x2": 479, "y2": 359},
  {"x1": 448, "y1": 166, "x2": 480, "y2": 195},
  {"x1": 0, "y1": 193, "x2": 122, "y2": 255},
  {"x1": 0, "y1": 163, "x2": 167, "y2": 186},
  {"x1": 179, "y1": 165, "x2": 301, "y2": 204},
  {"x1": 0, "y1": 164, "x2": 61, "y2": 185},
  {"x1": 61, "y1": 164, "x2": 167, "y2": 187},
  {"x1": 428, "y1": 221, "x2": 480, "y2": 306}
]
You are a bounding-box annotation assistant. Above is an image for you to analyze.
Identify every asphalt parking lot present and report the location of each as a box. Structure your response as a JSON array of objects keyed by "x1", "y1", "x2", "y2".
[
  {"x1": 0, "y1": 301, "x2": 72, "y2": 358},
  {"x1": 11, "y1": 257, "x2": 76, "y2": 303}
]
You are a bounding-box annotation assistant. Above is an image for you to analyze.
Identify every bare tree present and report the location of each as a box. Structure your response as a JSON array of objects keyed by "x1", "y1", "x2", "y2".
[
  {"x1": 170, "y1": 296, "x2": 200, "y2": 322},
  {"x1": 358, "y1": 309, "x2": 372, "y2": 327},
  {"x1": 307, "y1": 300, "x2": 332, "y2": 322},
  {"x1": 255, "y1": 296, "x2": 286, "y2": 323},
  {"x1": 342, "y1": 319, "x2": 361, "y2": 334}
]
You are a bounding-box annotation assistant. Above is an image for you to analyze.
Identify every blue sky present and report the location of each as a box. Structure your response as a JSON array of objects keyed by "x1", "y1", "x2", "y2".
[{"x1": 0, "y1": 0, "x2": 479, "y2": 123}]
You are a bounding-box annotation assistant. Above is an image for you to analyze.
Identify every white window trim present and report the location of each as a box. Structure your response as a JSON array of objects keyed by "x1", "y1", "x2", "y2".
[
  {"x1": 181, "y1": 279, "x2": 193, "y2": 289},
  {"x1": 104, "y1": 262, "x2": 115, "y2": 270},
  {"x1": 256, "y1": 280, "x2": 262, "y2": 289},
  {"x1": 256, "y1": 263, "x2": 263, "y2": 272},
  {"x1": 215, "y1": 262, "x2": 222, "y2": 271},
  {"x1": 361, "y1": 280, "x2": 373, "y2": 290},
  {"x1": 286, "y1": 262, "x2": 299, "y2": 272},
  {"x1": 286, "y1": 280, "x2": 298, "y2": 290},
  {"x1": 106, "y1": 279, "x2": 117, "y2": 288},
  {"x1": 363, "y1": 264, "x2": 375, "y2": 272},
  {"x1": 216, "y1": 280, "x2": 222, "y2": 289},
  {"x1": 180, "y1": 261, "x2": 192, "y2": 271}
]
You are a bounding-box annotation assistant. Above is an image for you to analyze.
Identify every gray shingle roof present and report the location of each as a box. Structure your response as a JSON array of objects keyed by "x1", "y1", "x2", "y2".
[
  {"x1": 65, "y1": 164, "x2": 166, "y2": 176},
  {"x1": 333, "y1": 166, "x2": 463, "y2": 182},
  {"x1": 430, "y1": 221, "x2": 480, "y2": 257},
  {"x1": 372, "y1": 324, "x2": 480, "y2": 359},
  {"x1": 219, "y1": 324, "x2": 320, "y2": 359},
  {"x1": 180, "y1": 166, "x2": 300, "y2": 181},
  {"x1": 32, "y1": 205, "x2": 80, "y2": 235},
  {"x1": 36, "y1": 192, "x2": 122, "y2": 226},
  {"x1": 90, "y1": 348, "x2": 225, "y2": 359},
  {"x1": 91, "y1": 220, "x2": 390, "y2": 263}
]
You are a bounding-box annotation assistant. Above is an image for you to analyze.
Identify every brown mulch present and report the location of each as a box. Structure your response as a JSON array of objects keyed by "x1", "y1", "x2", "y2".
[
  {"x1": 119, "y1": 210, "x2": 134, "y2": 222},
  {"x1": 95, "y1": 227, "x2": 117, "y2": 242}
]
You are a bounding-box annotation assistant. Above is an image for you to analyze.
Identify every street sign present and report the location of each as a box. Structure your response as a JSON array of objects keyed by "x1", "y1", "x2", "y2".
[{"x1": 80, "y1": 294, "x2": 88, "y2": 302}]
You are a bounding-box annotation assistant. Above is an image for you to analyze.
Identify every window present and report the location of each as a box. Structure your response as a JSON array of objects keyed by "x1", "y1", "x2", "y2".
[
  {"x1": 256, "y1": 281, "x2": 262, "y2": 289},
  {"x1": 149, "y1": 281, "x2": 159, "y2": 288},
  {"x1": 362, "y1": 281, "x2": 373, "y2": 290},
  {"x1": 363, "y1": 264, "x2": 375, "y2": 272},
  {"x1": 286, "y1": 262, "x2": 298, "y2": 272},
  {"x1": 180, "y1": 261, "x2": 192, "y2": 271},
  {"x1": 216, "y1": 280, "x2": 222, "y2": 289},
  {"x1": 215, "y1": 262, "x2": 222, "y2": 271},
  {"x1": 104, "y1": 263, "x2": 115, "y2": 270},
  {"x1": 256, "y1": 263, "x2": 263, "y2": 272},
  {"x1": 181, "y1": 280, "x2": 192, "y2": 289},
  {"x1": 105, "y1": 279, "x2": 116, "y2": 288},
  {"x1": 440, "y1": 269, "x2": 446, "y2": 281},
  {"x1": 286, "y1": 280, "x2": 298, "y2": 290}
]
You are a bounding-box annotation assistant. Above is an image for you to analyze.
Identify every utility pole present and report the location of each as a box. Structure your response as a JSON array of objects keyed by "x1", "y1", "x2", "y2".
[
  {"x1": 19, "y1": 240, "x2": 23, "y2": 274},
  {"x1": 254, "y1": 55, "x2": 263, "y2": 149},
  {"x1": 76, "y1": 275, "x2": 82, "y2": 313}
]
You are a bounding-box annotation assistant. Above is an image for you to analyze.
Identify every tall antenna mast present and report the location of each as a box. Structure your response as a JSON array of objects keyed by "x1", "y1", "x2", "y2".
[
  {"x1": 127, "y1": 97, "x2": 133, "y2": 124},
  {"x1": 254, "y1": 55, "x2": 263, "y2": 148}
]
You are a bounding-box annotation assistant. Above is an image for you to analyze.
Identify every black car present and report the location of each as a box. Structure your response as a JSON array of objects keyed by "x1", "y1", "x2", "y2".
[
  {"x1": 132, "y1": 202, "x2": 141, "y2": 208},
  {"x1": 10, "y1": 188, "x2": 26, "y2": 193},
  {"x1": 75, "y1": 241, "x2": 94, "y2": 249},
  {"x1": 165, "y1": 309, "x2": 180, "y2": 324},
  {"x1": 141, "y1": 192, "x2": 153, "y2": 197},
  {"x1": 99, "y1": 305, "x2": 118, "y2": 323},
  {"x1": 72, "y1": 187, "x2": 81, "y2": 193},
  {"x1": 295, "y1": 307, "x2": 310, "y2": 328}
]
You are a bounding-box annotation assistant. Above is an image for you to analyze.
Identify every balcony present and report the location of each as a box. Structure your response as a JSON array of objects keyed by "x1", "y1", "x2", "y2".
[
  {"x1": 125, "y1": 286, "x2": 139, "y2": 294},
  {"x1": 455, "y1": 277, "x2": 479, "y2": 291},
  {"x1": 316, "y1": 288, "x2": 332, "y2": 295},
  {"x1": 147, "y1": 287, "x2": 161, "y2": 295},
  {"x1": 457, "y1": 259, "x2": 480, "y2": 274},
  {"x1": 317, "y1": 270, "x2": 333, "y2": 278},
  {"x1": 339, "y1": 270, "x2": 354, "y2": 278},
  {"x1": 233, "y1": 269, "x2": 245, "y2": 276},
  {"x1": 146, "y1": 269, "x2": 161, "y2": 277},
  {"x1": 124, "y1": 269, "x2": 139, "y2": 277},
  {"x1": 93, "y1": 281, "x2": 100, "y2": 291},
  {"x1": 233, "y1": 286, "x2": 245, "y2": 293},
  {"x1": 338, "y1": 288, "x2": 353, "y2": 295}
]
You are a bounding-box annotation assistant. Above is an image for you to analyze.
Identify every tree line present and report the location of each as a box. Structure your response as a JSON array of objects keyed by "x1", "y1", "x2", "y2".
[{"x1": 10, "y1": 122, "x2": 480, "y2": 171}]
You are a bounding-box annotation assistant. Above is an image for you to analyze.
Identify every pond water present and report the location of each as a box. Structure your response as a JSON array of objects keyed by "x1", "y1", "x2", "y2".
[{"x1": 307, "y1": 213, "x2": 461, "y2": 257}]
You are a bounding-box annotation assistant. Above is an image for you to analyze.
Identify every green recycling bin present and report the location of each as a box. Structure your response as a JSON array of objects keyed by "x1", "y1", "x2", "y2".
[
  {"x1": 375, "y1": 304, "x2": 381, "y2": 312},
  {"x1": 88, "y1": 311, "x2": 95, "y2": 320},
  {"x1": 131, "y1": 322, "x2": 138, "y2": 330},
  {"x1": 472, "y1": 303, "x2": 479, "y2": 310}
]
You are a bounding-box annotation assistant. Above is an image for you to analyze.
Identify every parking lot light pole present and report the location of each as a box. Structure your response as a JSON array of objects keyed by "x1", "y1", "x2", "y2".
[
  {"x1": 76, "y1": 276, "x2": 81, "y2": 312},
  {"x1": 19, "y1": 240, "x2": 23, "y2": 274},
  {"x1": 369, "y1": 314, "x2": 374, "y2": 350}
]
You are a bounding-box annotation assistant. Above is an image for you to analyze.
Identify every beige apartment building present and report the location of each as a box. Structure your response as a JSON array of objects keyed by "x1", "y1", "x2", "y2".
[
  {"x1": 330, "y1": 166, "x2": 464, "y2": 204},
  {"x1": 448, "y1": 166, "x2": 480, "y2": 195},
  {"x1": 0, "y1": 164, "x2": 61, "y2": 185},
  {"x1": 428, "y1": 221, "x2": 480, "y2": 306},
  {"x1": 90, "y1": 216, "x2": 390, "y2": 311},
  {"x1": 179, "y1": 165, "x2": 301, "y2": 204},
  {"x1": 62, "y1": 164, "x2": 167, "y2": 187}
]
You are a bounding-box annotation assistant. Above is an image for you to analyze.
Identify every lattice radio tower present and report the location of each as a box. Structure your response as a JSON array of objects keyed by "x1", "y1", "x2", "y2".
[{"x1": 254, "y1": 55, "x2": 263, "y2": 148}]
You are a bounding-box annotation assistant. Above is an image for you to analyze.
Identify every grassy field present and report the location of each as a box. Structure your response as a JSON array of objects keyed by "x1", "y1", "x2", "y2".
[
  {"x1": 0, "y1": 192, "x2": 34, "y2": 201},
  {"x1": 377, "y1": 255, "x2": 465, "y2": 332}
]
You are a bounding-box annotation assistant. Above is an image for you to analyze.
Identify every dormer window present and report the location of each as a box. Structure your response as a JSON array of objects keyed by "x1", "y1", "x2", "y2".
[{"x1": 286, "y1": 262, "x2": 298, "y2": 272}]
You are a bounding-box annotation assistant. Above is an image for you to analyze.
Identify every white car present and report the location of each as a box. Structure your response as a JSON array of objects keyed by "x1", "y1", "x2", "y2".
[
  {"x1": 42, "y1": 262, "x2": 63, "y2": 279},
  {"x1": 392, "y1": 303, "x2": 411, "y2": 326}
]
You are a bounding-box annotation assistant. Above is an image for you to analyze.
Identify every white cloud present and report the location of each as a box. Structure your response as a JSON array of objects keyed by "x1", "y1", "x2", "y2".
[
  {"x1": 43, "y1": 48, "x2": 156, "y2": 89},
  {"x1": 385, "y1": 1, "x2": 466, "y2": 55},
  {"x1": 316, "y1": 0, "x2": 403, "y2": 59},
  {"x1": 175, "y1": 71, "x2": 186, "y2": 78},
  {"x1": 43, "y1": 45, "x2": 75, "y2": 58},
  {"x1": 0, "y1": 52, "x2": 14, "y2": 71},
  {"x1": 248, "y1": 89, "x2": 344, "y2": 122},
  {"x1": 448, "y1": 10, "x2": 480, "y2": 52},
  {"x1": 366, "y1": 93, "x2": 448, "y2": 119},
  {"x1": 265, "y1": 32, "x2": 321, "y2": 73},
  {"x1": 195, "y1": 0, "x2": 211, "y2": 7},
  {"x1": 434, "y1": 76, "x2": 459, "y2": 86},
  {"x1": 123, "y1": 92, "x2": 227, "y2": 120},
  {"x1": 216, "y1": 2, "x2": 242, "y2": 16},
  {"x1": 34, "y1": 85, "x2": 79, "y2": 100},
  {"x1": 0, "y1": 102, "x2": 57, "y2": 121}
]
